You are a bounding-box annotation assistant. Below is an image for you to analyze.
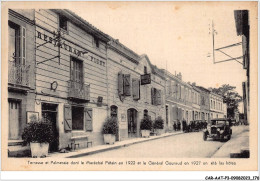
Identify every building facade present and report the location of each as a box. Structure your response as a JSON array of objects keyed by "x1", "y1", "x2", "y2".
[
  {"x1": 164, "y1": 70, "x2": 193, "y2": 130},
  {"x1": 209, "y1": 92, "x2": 224, "y2": 119},
  {"x1": 8, "y1": 9, "x2": 36, "y2": 149},
  {"x1": 191, "y1": 85, "x2": 201, "y2": 120},
  {"x1": 107, "y1": 40, "x2": 166, "y2": 140},
  {"x1": 8, "y1": 9, "x2": 231, "y2": 156},
  {"x1": 196, "y1": 86, "x2": 210, "y2": 122},
  {"x1": 34, "y1": 9, "x2": 111, "y2": 150}
]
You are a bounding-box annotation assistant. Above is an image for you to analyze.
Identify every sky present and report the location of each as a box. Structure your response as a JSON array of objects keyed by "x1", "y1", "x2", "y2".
[{"x1": 70, "y1": 2, "x2": 248, "y2": 110}]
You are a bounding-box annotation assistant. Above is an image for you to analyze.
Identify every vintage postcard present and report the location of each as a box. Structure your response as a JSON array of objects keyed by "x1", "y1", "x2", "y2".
[{"x1": 1, "y1": 1, "x2": 258, "y2": 173}]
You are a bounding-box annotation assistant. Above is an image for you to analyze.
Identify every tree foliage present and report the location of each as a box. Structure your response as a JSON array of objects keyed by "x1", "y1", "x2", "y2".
[{"x1": 210, "y1": 84, "x2": 242, "y2": 118}]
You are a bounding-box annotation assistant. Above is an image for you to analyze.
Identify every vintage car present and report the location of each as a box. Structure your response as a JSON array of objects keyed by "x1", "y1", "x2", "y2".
[{"x1": 203, "y1": 118, "x2": 232, "y2": 142}]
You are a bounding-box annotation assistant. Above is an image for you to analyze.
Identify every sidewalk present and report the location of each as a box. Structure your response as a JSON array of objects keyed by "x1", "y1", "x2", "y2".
[
  {"x1": 211, "y1": 126, "x2": 249, "y2": 158},
  {"x1": 49, "y1": 131, "x2": 183, "y2": 158}
]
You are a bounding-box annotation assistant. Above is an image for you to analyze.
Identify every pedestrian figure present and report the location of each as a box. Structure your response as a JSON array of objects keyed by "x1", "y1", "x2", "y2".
[
  {"x1": 177, "y1": 121, "x2": 181, "y2": 131},
  {"x1": 182, "y1": 119, "x2": 187, "y2": 132},
  {"x1": 173, "y1": 122, "x2": 177, "y2": 131}
]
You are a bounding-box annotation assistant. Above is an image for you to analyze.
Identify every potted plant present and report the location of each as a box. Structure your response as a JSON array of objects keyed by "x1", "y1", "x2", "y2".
[
  {"x1": 22, "y1": 119, "x2": 54, "y2": 158},
  {"x1": 153, "y1": 116, "x2": 164, "y2": 136},
  {"x1": 102, "y1": 117, "x2": 118, "y2": 144},
  {"x1": 140, "y1": 117, "x2": 152, "y2": 138}
]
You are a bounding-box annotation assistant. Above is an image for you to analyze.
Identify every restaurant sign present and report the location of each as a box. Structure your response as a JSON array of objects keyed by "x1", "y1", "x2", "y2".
[
  {"x1": 36, "y1": 30, "x2": 105, "y2": 67},
  {"x1": 141, "y1": 73, "x2": 151, "y2": 85}
]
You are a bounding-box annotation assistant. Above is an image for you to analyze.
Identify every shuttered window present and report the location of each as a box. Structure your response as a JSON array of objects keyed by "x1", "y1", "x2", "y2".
[
  {"x1": 70, "y1": 57, "x2": 83, "y2": 83},
  {"x1": 151, "y1": 88, "x2": 162, "y2": 105},
  {"x1": 84, "y1": 108, "x2": 93, "y2": 131},
  {"x1": 72, "y1": 106, "x2": 84, "y2": 130},
  {"x1": 132, "y1": 78, "x2": 140, "y2": 100},
  {"x1": 118, "y1": 71, "x2": 124, "y2": 96},
  {"x1": 8, "y1": 21, "x2": 21, "y2": 64},
  {"x1": 123, "y1": 74, "x2": 131, "y2": 96},
  {"x1": 151, "y1": 88, "x2": 155, "y2": 105},
  {"x1": 64, "y1": 105, "x2": 72, "y2": 131},
  {"x1": 157, "y1": 89, "x2": 162, "y2": 105}
]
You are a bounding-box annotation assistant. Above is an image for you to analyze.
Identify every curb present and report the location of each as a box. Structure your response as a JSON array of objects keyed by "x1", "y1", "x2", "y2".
[{"x1": 67, "y1": 132, "x2": 183, "y2": 158}]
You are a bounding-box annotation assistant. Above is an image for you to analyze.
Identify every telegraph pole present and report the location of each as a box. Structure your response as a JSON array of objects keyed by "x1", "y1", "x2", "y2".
[{"x1": 212, "y1": 20, "x2": 215, "y2": 64}]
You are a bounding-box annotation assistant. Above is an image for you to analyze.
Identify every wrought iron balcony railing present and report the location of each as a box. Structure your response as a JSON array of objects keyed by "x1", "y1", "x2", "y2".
[
  {"x1": 68, "y1": 80, "x2": 90, "y2": 101},
  {"x1": 8, "y1": 60, "x2": 30, "y2": 87}
]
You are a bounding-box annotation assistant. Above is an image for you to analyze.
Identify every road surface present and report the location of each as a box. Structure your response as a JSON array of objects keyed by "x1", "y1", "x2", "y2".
[{"x1": 83, "y1": 125, "x2": 248, "y2": 158}]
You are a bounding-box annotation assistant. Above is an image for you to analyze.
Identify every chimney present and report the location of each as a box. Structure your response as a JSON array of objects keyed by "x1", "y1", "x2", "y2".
[
  {"x1": 177, "y1": 72, "x2": 182, "y2": 80},
  {"x1": 192, "y1": 82, "x2": 196, "y2": 86}
]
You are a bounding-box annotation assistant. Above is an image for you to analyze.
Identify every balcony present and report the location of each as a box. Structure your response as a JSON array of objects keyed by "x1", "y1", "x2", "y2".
[
  {"x1": 8, "y1": 60, "x2": 30, "y2": 92},
  {"x1": 68, "y1": 80, "x2": 90, "y2": 102}
]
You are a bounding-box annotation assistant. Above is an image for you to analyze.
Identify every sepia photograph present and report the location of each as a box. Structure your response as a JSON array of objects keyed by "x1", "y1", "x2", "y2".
[{"x1": 1, "y1": 1, "x2": 258, "y2": 174}]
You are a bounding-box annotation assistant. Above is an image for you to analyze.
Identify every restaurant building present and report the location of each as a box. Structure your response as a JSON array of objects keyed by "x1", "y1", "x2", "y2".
[
  {"x1": 164, "y1": 70, "x2": 193, "y2": 130},
  {"x1": 107, "y1": 39, "x2": 166, "y2": 140},
  {"x1": 8, "y1": 9, "x2": 36, "y2": 155},
  {"x1": 34, "y1": 9, "x2": 111, "y2": 150}
]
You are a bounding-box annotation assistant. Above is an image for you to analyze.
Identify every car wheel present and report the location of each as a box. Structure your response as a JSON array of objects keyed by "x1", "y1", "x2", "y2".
[
  {"x1": 220, "y1": 135, "x2": 225, "y2": 142},
  {"x1": 227, "y1": 135, "x2": 231, "y2": 140},
  {"x1": 203, "y1": 132, "x2": 208, "y2": 141}
]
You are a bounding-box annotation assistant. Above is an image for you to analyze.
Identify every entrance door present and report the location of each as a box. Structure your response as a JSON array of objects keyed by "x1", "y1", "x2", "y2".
[
  {"x1": 9, "y1": 100, "x2": 20, "y2": 140},
  {"x1": 127, "y1": 109, "x2": 137, "y2": 138},
  {"x1": 42, "y1": 103, "x2": 59, "y2": 152}
]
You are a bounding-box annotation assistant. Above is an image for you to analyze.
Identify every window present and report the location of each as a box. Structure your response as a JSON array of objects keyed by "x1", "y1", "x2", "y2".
[
  {"x1": 70, "y1": 57, "x2": 83, "y2": 83},
  {"x1": 144, "y1": 66, "x2": 147, "y2": 74},
  {"x1": 59, "y1": 15, "x2": 68, "y2": 31},
  {"x1": 94, "y1": 37, "x2": 99, "y2": 48},
  {"x1": 72, "y1": 106, "x2": 84, "y2": 130},
  {"x1": 151, "y1": 88, "x2": 162, "y2": 105},
  {"x1": 9, "y1": 21, "x2": 20, "y2": 63}
]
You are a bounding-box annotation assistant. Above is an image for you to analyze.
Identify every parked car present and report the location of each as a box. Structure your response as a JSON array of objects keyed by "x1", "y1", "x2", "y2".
[{"x1": 203, "y1": 118, "x2": 232, "y2": 142}]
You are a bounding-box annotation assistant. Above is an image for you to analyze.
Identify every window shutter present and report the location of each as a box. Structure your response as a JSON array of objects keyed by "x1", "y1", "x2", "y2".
[
  {"x1": 85, "y1": 84, "x2": 90, "y2": 101},
  {"x1": 124, "y1": 74, "x2": 131, "y2": 96},
  {"x1": 157, "y1": 89, "x2": 162, "y2": 105},
  {"x1": 118, "y1": 71, "x2": 124, "y2": 96},
  {"x1": 84, "y1": 108, "x2": 93, "y2": 131},
  {"x1": 127, "y1": 110, "x2": 131, "y2": 133},
  {"x1": 132, "y1": 78, "x2": 140, "y2": 100},
  {"x1": 21, "y1": 27, "x2": 26, "y2": 65},
  {"x1": 64, "y1": 105, "x2": 72, "y2": 131},
  {"x1": 151, "y1": 88, "x2": 155, "y2": 105}
]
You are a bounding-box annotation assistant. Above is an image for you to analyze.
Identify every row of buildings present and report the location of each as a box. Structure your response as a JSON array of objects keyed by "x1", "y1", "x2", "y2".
[{"x1": 7, "y1": 9, "x2": 226, "y2": 153}]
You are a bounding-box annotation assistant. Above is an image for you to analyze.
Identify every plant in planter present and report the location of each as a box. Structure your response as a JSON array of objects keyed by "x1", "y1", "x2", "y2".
[
  {"x1": 153, "y1": 116, "x2": 164, "y2": 136},
  {"x1": 22, "y1": 119, "x2": 54, "y2": 158},
  {"x1": 140, "y1": 117, "x2": 152, "y2": 138},
  {"x1": 102, "y1": 117, "x2": 118, "y2": 145}
]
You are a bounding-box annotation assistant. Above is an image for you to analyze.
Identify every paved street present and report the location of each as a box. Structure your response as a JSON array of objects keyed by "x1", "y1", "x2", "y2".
[{"x1": 83, "y1": 126, "x2": 248, "y2": 158}]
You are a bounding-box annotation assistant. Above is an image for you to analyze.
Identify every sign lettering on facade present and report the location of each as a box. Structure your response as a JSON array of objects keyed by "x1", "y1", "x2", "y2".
[
  {"x1": 36, "y1": 30, "x2": 105, "y2": 67},
  {"x1": 141, "y1": 73, "x2": 151, "y2": 85}
]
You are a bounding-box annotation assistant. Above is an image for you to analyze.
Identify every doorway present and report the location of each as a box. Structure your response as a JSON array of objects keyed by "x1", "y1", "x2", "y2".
[
  {"x1": 111, "y1": 105, "x2": 119, "y2": 141},
  {"x1": 127, "y1": 108, "x2": 137, "y2": 138},
  {"x1": 42, "y1": 103, "x2": 59, "y2": 152},
  {"x1": 8, "y1": 100, "x2": 21, "y2": 140},
  {"x1": 72, "y1": 106, "x2": 84, "y2": 130}
]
